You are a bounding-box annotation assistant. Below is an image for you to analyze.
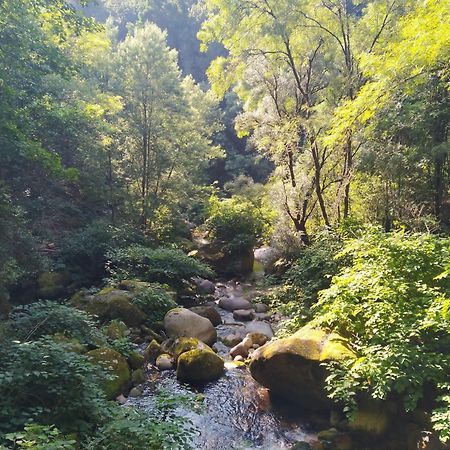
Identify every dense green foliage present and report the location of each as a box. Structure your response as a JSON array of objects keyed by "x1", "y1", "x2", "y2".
[
  {"x1": 107, "y1": 245, "x2": 214, "y2": 287},
  {"x1": 205, "y1": 196, "x2": 268, "y2": 253}
]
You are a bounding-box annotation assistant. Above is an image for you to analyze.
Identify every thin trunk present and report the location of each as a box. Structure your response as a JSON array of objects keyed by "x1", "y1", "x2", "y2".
[
  {"x1": 311, "y1": 137, "x2": 330, "y2": 226},
  {"x1": 107, "y1": 148, "x2": 115, "y2": 225}
]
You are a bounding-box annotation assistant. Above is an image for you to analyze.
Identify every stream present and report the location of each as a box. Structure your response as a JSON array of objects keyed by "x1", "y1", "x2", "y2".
[{"x1": 129, "y1": 252, "x2": 319, "y2": 449}]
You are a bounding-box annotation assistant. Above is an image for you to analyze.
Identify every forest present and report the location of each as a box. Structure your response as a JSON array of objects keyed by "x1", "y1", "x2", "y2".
[{"x1": 0, "y1": 0, "x2": 448, "y2": 449}]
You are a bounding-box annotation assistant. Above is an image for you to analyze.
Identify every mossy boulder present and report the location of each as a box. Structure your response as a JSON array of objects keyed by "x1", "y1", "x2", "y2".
[
  {"x1": 128, "y1": 351, "x2": 145, "y2": 370},
  {"x1": 176, "y1": 348, "x2": 224, "y2": 383},
  {"x1": 131, "y1": 368, "x2": 146, "y2": 385},
  {"x1": 37, "y1": 272, "x2": 69, "y2": 299},
  {"x1": 348, "y1": 401, "x2": 392, "y2": 436},
  {"x1": 143, "y1": 339, "x2": 162, "y2": 364},
  {"x1": 52, "y1": 333, "x2": 87, "y2": 354},
  {"x1": 164, "y1": 308, "x2": 217, "y2": 345},
  {"x1": 172, "y1": 337, "x2": 211, "y2": 361},
  {"x1": 71, "y1": 289, "x2": 146, "y2": 328},
  {"x1": 87, "y1": 348, "x2": 131, "y2": 399},
  {"x1": 249, "y1": 325, "x2": 356, "y2": 409},
  {"x1": 105, "y1": 320, "x2": 129, "y2": 340}
]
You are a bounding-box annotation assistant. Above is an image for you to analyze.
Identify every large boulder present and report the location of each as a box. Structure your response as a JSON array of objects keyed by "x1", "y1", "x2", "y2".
[
  {"x1": 245, "y1": 321, "x2": 273, "y2": 339},
  {"x1": 193, "y1": 278, "x2": 216, "y2": 295},
  {"x1": 249, "y1": 325, "x2": 356, "y2": 409},
  {"x1": 164, "y1": 308, "x2": 217, "y2": 345},
  {"x1": 177, "y1": 348, "x2": 224, "y2": 383},
  {"x1": 87, "y1": 348, "x2": 131, "y2": 399},
  {"x1": 71, "y1": 287, "x2": 146, "y2": 328},
  {"x1": 189, "y1": 306, "x2": 222, "y2": 326},
  {"x1": 218, "y1": 297, "x2": 253, "y2": 311}
]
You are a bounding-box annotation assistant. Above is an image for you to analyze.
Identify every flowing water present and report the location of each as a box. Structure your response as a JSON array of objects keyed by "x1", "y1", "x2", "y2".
[{"x1": 130, "y1": 253, "x2": 318, "y2": 449}]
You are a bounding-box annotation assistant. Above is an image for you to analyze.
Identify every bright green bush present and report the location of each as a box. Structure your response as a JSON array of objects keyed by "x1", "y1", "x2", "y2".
[
  {"x1": 205, "y1": 196, "x2": 268, "y2": 254},
  {"x1": 106, "y1": 245, "x2": 214, "y2": 288},
  {"x1": 0, "y1": 339, "x2": 110, "y2": 434},
  {"x1": 312, "y1": 229, "x2": 450, "y2": 441},
  {"x1": 3, "y1": 424, "x2": 76, "y2": 450},
  {"x1": 8, "y1": 301, "x2": 102, "y2": 346}
]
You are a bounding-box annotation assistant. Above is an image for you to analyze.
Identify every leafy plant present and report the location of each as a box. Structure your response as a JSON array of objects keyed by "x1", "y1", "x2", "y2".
[
  {"x1": 8, "y1": 301, "x2": 102, "y2": 346},
  {"x1": 313, "y1": 228, "x2": 450, "y2": 441},
  {"x1": 205, "y1": 195, "x2": 268, "y2": 254},
  {"x1": 106, "y1": 245, "x2": 214, "y2": 288},
  {"x1": 3, "y1": 424, "x2": 76, "y2": 450},
  {"x1": 0, "y1": 339, "x2": 110, "y2": 434}
]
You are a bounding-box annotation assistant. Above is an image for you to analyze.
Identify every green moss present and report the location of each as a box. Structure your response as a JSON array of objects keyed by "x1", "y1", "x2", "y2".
[
  {"x1": 106, "y1": 320, "x2": 129, "y2": 340},
  {"x1": 173, "y1": 337, "x2": 211, "y2": 361},
  {"x1": 131, "y1": 368, "x2": 146, "y2": 384},
  {"x1": 87, "y1": 348, "x2": 131, "y2": 399},
  {"x1": 144, "y1": 339, "x2": 162, "y2": 364},
  {"x1": 176, "y1": 349, "x2": 224, "y2": 383},
  {"x1": 128, "y1": 351, "x2": 145, "y2": 370},
  {"x1": 52, "y1": 333, "x2": 87, "y2": 354},
  {"x1": 37, "y1": 272, "x2": 68, "y2": 299}
]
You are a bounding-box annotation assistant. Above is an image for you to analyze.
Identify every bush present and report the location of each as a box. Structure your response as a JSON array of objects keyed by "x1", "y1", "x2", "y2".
[
  {"x1": 83, "y1": 391, "x2": 197, "y2": 450},
  {"x1": 205, "y1": 195, "x2": 268, "y2": 254},
  {"x1": 0, "y1": 339, "x2": 110, "y2": 434},
  {"x1": 131, "y1": 283, "x2": 177, "y2": 326},
  {"x1": 106, "y1": 246, "x2": 214, "y2": 288},
  {"x1": 3, "y1": 424, "x2": 76, "y2": 450},
  {"x1": 8, "y1": 301, "x2": 102, "y2": 346},
  {"x1": 284, "y1": 230, "x2": 344, "y2": 304},
  {"x1": 312, "y1": 228, "x2": 450, "y2": 441}
]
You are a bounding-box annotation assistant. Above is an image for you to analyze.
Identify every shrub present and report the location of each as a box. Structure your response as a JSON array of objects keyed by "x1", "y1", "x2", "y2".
[
  {"x1": 8, "y1": 301, "x2": 102, "y2": 346},
  {"x1": 83, "y1": 391, "x2": 197, "y2": 450},
  {"x1": 3, "y1": 424, "x2": 76, "y2": 450},
  {"x1": 312, "y1": 228, "x2": 450, "y2": 441},
  {"x1": 131, "y1": 283, "x2": 177, "y2": 326},
  {"x1": 106, "y1": 246, "x2": 214, "y2": 288},
  {"x1": 284, "y1": 230, "x2": 344, "y2": 304},
  {"x1": 205, "y1": 196, "x2": 268, "y2": 254},
  {"x1": 0, "y1": 339, "x2": 110, "y2": 434}
]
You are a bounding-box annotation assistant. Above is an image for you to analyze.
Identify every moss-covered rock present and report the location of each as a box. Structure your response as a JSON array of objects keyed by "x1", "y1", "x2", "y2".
[
  {"x1": 128, "y1": 351, "x2": 145, "y2": 370},
  {"x1": 105, "y1": 320, "x2": 129, "y2": 340},
  {"x1": 131, "y1": 368, "x2": 146, "y2": 385},
  {"x1": 348, "y1": 401, "x2": 391, "y2": 436},
  {"x1": 143, "y1": 339, "x2": 162, "y2": 364},
  {"x1": 37, "y1": 272, "x2": 69, "y2": 299},
  {"x1": 172, "y1": 337, "x2": 211, "y2": 361},
  {"x1": 86, "y1": 348, "x2": 131, "y2": 399},
  {"x1": 176, "y1": 348, "x2": 224, "y2": 383},
  {"x1": 249, "y1": 324, "x2": 356, "y2": 409},
  {"x1": 70, "y1": 289, "x2": 146, "y2": 328},
  {"x1": 52, "y1": 333, "x2": 87, "y2": 354}
]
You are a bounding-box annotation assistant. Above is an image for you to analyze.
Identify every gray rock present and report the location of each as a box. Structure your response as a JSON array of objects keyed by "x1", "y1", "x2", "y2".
[
  {"x1": 218, "y1": 297, "x2": 253, "y2": 311},
  {"x1": 254, "y1": 303, "x2": 269, "y2": 313},
  {"x1": 221, "y1": 334, "x2": 243, "y2": 347},
  {"x1": 245, "y1": 321, "x2": 274, "y2": 338},
  {"x1": 164, "y1": 308, "x2": 217, "y2": 345},
  {"x1": 189, "y1": 305, "x2": 222, "y2": 326},
  {"x1": 128, "y1": 387, "x2": 143, "y2": 398},
  {"x1": 195, "y1": 278, "x2": 216, "y2": 295},
  {"x1": 233, "y1": 309, "x2": 254, "y2": 321},
  {"x1": 254, "y1": 312, "x2": 271, "y2": 321}
]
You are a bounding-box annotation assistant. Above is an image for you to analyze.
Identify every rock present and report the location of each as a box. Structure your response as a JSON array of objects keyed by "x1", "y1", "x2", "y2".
[
  {"x1": 218, "y1": 297, "x2": 253, "y2": 311},
  {"x1": 246, "y1": 332, "x2": 269, "y2": 346},
  {"x1": 37, "y1": 272, "x2": 69, "y2": 299},
  {"x1": 106, "y1": 320, "x2": 129, "y2": 340},
  {"x1": 172, "y1": 337, "x2": 210, "y2": 361},
  {"x1": 317, "y1": 428, "x2": 339, "y2": 442},
  {"x1": 177, "y1": 348, "x2": 224, "y2": 383},
  {"x1": 164, "y1": 308, "x2": 217, "y2": 345},
  {"x1": 292, "y1": 443, "x2": 314, "y2": 450},
  {"x1": 222, "y1": 334, "x2": 243, "y2": 347},
  {"x1": 156, "y1": 354, "x2": 174, "y2": 371},
  {"x1": 128, "y1": 351, "x2": 145, "y2": 370},
  {"x1": 116, "y1": 394, "x2": 127, "y2": 405},
  {"x1": 245, "y1": 321, "x2": 273, "y2": 339},
  {"x1": 87, "y1": 348, "x2": 131, "y2": 399},
  {"x1": 230, "y1": 335, "x2": 253, "y2": 359},
  {"x1": 189, "y1": 306, "x2": 222, "y2": 326},
  {"x1": 249, "y1": 325, "x2": 356, "y2": 408},
  {"x1": 71, "y1": 288, "x2": 146, "y2": 328},
  {"x1": 144, "y1": 340, "x2": 162, "y2": 364},
  {"x1": 254, "y1": 303, "x2": 269, "y2": 313},
  {"x1": 348, "y1": 401, "x2": 391, "y2": 436},
  {"x1": 129, "y1": 387, "x2": 143, "y2": 398},
  {"x1": 234, "y1": 355, "x2": 245, "y2": 362},
  {"x1": 193, "y1": 278, "x2": 216, "y2": 295},
  {"x1": 254, "y1": 312, "x2": 271, "y2": 321},
  {"x1": 131, "y1": 368, "x2": 146, "y2": 384},
  {"x1": 233, "y1": 309, "x2": 254, "y2": 321}
]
